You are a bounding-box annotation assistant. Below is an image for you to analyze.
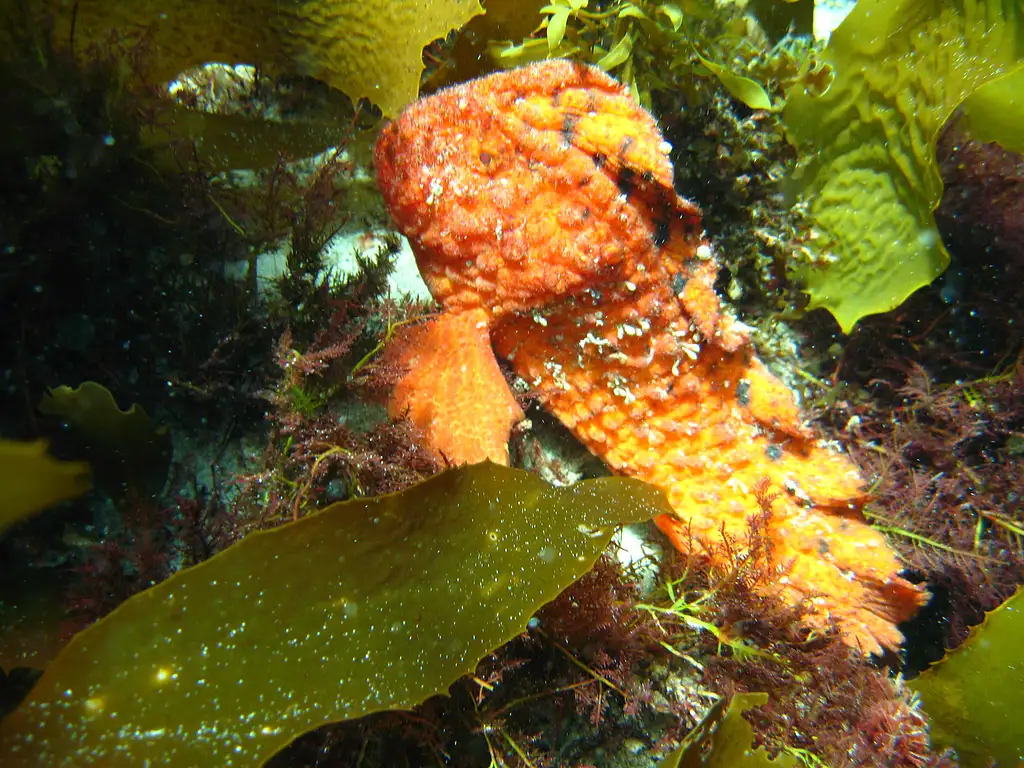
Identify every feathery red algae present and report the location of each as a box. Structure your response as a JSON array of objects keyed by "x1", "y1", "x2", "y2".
[{"x1": 374, "y1": 60, "x2": 927, "y2": 654}]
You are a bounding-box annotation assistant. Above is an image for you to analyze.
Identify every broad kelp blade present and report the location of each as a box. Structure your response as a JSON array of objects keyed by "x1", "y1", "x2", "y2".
[
  {"x1": 0, "y1": 463, "x2": 669, "y2": 766},
  {"x1": 783, "y1": 0, "x2": 1024, "y2": 332},
  {"x1": 910, "y1": 587, "x2": 1024, "y2": 768},
  {"x1": 0, "y1": 440, "x2": 90, "y2": 536}
]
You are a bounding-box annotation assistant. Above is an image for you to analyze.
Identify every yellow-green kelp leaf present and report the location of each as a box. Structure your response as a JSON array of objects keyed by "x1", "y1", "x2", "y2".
[
  {"x1": 659, "y1": 692, "x2": 798, "y2": 767},
  {"x1": 909, "y1": 587, "x2": 1024, "y2": 768},
  {"x1": 0, "y1": 440, "x2": 90, "y2": 537},
  {"x1": 749, "y1": 0, "x2": 814, "y2": 41},
  {"x1": 142, "y1": 102, "x2": 357, "y2": 172},
  {"x1": 31, "y1": 0, "x2": 483, "y2": 118},
  {"x1": 0, "y1": 463, "x2": 669, "y2": 767},
  {"x1": 38, "y1": 382, "x2": 171, "y2": 498},
  {"x1": 783, "y1": 0, "x2": 1024, "y2": 333},
  {"x1": 962, "y1": 67, "x2": 1024, "y2": 154}
]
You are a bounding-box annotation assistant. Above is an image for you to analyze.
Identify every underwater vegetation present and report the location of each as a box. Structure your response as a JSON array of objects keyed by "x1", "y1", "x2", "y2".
[
  {"x1": 935, "y1": 118, "x2": 1024, "y2": 280},
  {"x1": 784, "y1": 0, "x2": 1024, "y2": 332},
  {"x1": 495, "y1": 0, "x2": 772, "y2": 111},
  {"x1": 38, "y1": 382, "x2": 172, "y2": 499},
  {"x1": 0, "y1": 4, "x2": 275, "y2": 443},
  {"x1": 0, "y1": 464, "x2": 669, "y2": 766},
  {"x1": 961, "y1": 67, "x2": 1024, "y2": 154},
  {"x1": 232, "y1": 296, "x2": 447, "y2": 526},
  {"x1": 846, "y1": 362, "x2": 1024, "y2": 656},
  {"x1": 911, "y1": 587, "x2": 1024, "y2": 768},
  {"x1": 0, "y1": 440, "x2": 90, "y2": 536},
  {"x1": 659, "y1": 692, "x2": 798, "y2": 767},
  {"x1": 12, "y1": 0, "x2": 483, "y2": 118}
]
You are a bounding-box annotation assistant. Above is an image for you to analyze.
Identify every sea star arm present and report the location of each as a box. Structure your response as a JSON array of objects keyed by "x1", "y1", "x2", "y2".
[{"x1": 388, "y1": 308, "x2": 523, "y2": 465}]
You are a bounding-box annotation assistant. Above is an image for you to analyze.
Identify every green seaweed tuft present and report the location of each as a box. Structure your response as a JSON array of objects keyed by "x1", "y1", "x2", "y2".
[
  {"x1": 783, "y1": 0, "x2": 1024, "y2": 333},
  {"x1": 496, "y1": 0, "x2": 771, "y2": 111},
  {"x1": 659, "y1": 692, "x2": 798, "y2": 767},
  {"x1": 0, "y1": 463, "x2": 669, "y2": 767}
]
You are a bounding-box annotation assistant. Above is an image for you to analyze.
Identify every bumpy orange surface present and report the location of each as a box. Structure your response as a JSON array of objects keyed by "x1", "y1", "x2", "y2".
[
  {"x1": 374, "y1": 60, "x2": 927, "y2": 654},
  {"x1": 388, "y1": 309, "x2": 524, "y2": 465}
]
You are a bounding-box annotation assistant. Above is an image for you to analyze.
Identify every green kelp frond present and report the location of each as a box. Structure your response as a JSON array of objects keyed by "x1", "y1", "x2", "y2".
[
  {"x1": 910, "y1": 587, "x2": 1024, "y2": 768},
  {"x1": 0, "y1": 463, "x2": 670, "y2": 767},
  {"x1": 38, "y1": 382, "x2": 171, "y2": 498},
  {"x1": 962, "y1": 67, "x2": 1024, "y2": 154},
  {"x1": 783, "y1": 0, "x2": 1024, "y2": 333},
  {"x1": 144, "y1": 100, "x2": 355, "y2": 172},
  {"x1": 748, "y1": 0, "x2": 814, "y2": 41},
  {"x1": 0, "y1": 440, "x2": 90, "y2": 536},
  {"x1": 17, "y1": 0, "x2": 482, "y2": 118},
  {"x1": 659, "y1": 692, "x2": 798, "y2": 767}
]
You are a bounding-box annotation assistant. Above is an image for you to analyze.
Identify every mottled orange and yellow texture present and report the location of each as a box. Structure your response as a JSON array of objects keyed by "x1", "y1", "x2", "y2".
[{"x1": 374, "y1": 60, "x2": 926, "y2": 654}]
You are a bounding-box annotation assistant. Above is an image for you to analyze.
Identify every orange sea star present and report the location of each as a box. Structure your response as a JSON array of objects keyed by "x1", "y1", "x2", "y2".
[{"x1": 373, "y1": 60, "x2": 927, "y2": 654}]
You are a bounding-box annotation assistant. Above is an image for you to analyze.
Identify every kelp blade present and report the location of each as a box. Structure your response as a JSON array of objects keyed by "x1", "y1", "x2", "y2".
[
  {"x1": 38, "y1": 382, "x2": 171, "y2": 498},
  {"x1": 19, "y1": 0, "x2": 483, "y2": 118},
  {"x1": 784, "y1": 0, "x2": 1024, "y2": 332},
  {"x1": 962, "y1": 67, "x2": 1024, "y2": 154},
  {"x1": 0, "y1": 440, "x2": 90, "y2": 536},
  {"x1": 910, "y1": 587, "x2": 1024, "y2": 767},
  {"x1": 0, "y1": 463, "x2": 668, "y2": 766}
]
